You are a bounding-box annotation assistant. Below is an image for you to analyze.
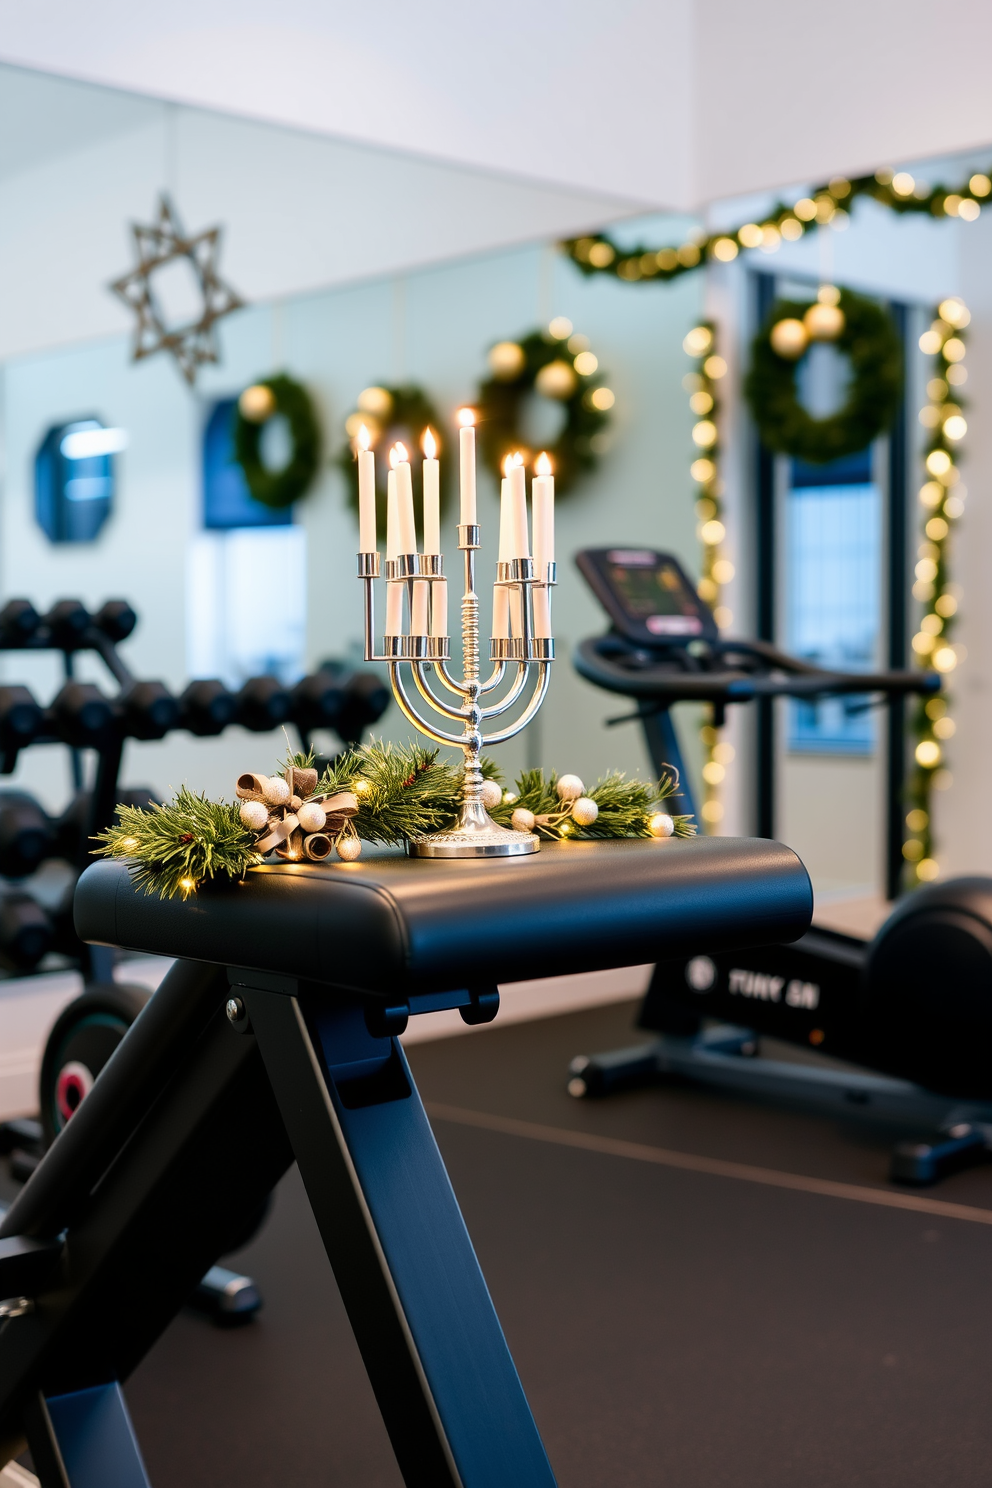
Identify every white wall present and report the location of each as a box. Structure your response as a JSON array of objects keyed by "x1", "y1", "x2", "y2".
[
  {"x1": 4, "y1": 2, "x2": 992, "y2": 208},
  {"x1": 0, "y1": 220, "x2": 704, "y2": 814}
]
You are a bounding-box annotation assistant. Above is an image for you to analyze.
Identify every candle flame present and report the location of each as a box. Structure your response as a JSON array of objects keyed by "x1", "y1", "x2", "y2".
[
  {"x1": 535, "y1": 451, "x2": 553, "y2": 476},
  {"x1": 357, "y1": 423, "x2": 370, "y2": 452},
  {"x1": 502, "y1": 453, "x2": 515, "y2": 477},
  {"x1": 457, "y1": 406, "x2": 476, "y2": 427},
  {"x1": 511, "y1": 451, "x2": 524, "y2": 466},
  {"x1": 389, "y1": 442, "x2": 408, "y2": 469},
  {"x1": 422, "y1": 427, "x2": 437, "y2": 459}
]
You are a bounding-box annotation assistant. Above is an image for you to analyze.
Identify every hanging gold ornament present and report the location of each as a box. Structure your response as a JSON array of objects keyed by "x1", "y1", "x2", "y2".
[{"x1": 770, "y1": 318, "x2": 809, "y2": 359}]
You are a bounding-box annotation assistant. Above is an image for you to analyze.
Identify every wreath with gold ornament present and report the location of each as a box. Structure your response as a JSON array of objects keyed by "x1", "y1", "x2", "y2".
[
  {"x1": 233, "y1": 373, "x2": 322, "y2": 508},
  {"x1": 474, "y1": 320, "x2": 615, "y2": 495},
  {"x1": 744, "y1": 286, "x2": 903, "y2": 463},
  {"x1": 338, "y1": 383, "x2": 453, "y2": 535}
]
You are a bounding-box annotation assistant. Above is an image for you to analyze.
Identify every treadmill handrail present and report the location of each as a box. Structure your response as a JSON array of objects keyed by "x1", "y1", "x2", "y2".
[{"x1": 575, "y1": 636, "x2": 941, "y2": 705}]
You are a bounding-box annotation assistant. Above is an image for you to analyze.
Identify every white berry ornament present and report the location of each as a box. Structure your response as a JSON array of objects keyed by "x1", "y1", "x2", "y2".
[
  {"x1": 648, "y1": 812, "x2": 675, "y2": 838},
  {"x1": 336, "y1": 835, "x2": 363, "y2": 861},
  {"x1": 296, "y1": 802, "x2": 327, "y2": 833},
  {"x1": 571, "y1": 797, "x2": 599, "y2": 827},
  {"x1": 556, "y1": 774, "x2": 585, "y2": 802},
  {"x1": 479, "y1": 779, "x2": 503, "y2": 811},
  {"x1": 262, "y1": 775, "x2": 291, "y2": 806},
  {"x1": 239, "y1": 799, "x2": 268, "y2": 831},
  {"x1": 511, "y1": 807, "x2": 536, "y2": 832}
]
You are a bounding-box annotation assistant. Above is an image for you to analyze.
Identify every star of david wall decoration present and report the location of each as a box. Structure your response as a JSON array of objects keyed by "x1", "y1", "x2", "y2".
[{"x1": 110, "y1": 195, "x2": 245, "y2": 385}]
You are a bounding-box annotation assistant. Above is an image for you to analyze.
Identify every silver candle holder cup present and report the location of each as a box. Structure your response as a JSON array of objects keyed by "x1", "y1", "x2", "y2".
[{"x1": 359, "y1": 529, "x2": 555, "y2": 857}]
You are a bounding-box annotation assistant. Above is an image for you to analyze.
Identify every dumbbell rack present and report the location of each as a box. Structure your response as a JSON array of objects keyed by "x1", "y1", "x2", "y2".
[{"x1": 0, "y1": 597, "x2": 392, "y2": 982}]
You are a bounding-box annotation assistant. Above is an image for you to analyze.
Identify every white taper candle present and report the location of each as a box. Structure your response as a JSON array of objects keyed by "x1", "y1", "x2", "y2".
[
  {"x1": 357, "y1": 426, "x2": 376, "y2": 552},
  {"x1": 422, "y1": 428, "x2": 440, "y2": 554},
  {"x1": 458, "y1": 409, "x2": 477, "y2": 526}
]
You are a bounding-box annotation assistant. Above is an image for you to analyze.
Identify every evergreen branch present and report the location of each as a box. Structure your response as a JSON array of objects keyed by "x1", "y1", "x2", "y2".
[{"x1": 93, "y1": 789, "x2": 261, "y2": 900}]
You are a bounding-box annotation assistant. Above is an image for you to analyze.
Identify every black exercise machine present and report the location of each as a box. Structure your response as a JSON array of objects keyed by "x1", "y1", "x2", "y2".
[
  {"x1": 565, "y1": 548, "x2": 992, "y2": 1184},
  {"x1": 0, "y1": 835, "x2": 810, "y2": 1487}
]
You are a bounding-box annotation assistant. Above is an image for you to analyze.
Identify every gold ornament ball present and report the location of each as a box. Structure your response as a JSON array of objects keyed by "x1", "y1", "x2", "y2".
[
  {"x1": 556, "y1": 773, "x2": 585, "y2": 801},
  {"x1": 357, "y1": 385, "x2": 393, "y2": 417},
  {"x1": 262, "y1": 776, "x2": 291, "y2": 806},
  {"x1": 571, "y1": 797, "x2": 599, "y2": 827},
  {"x1": 535, "y1": 360, "x2": 577, "y2": 400},
  {"x1": 803, "y1": 303, "x2": 845, "y2": 341},
  {"x1": 648, "y1": 812, "x2": 675, "y2": 838},
  {"x1": 511, "y1": 807, "x2": 536, "y2": 832},
  {"x1": 297, "y1": 802, "x2": 327, "y2": 834},
  {"x1": 479, "y1": 779, "x2": 504, "y2": 811},
  {"x1": 239, "y1": 800, "x2": 268, "y2": 831},
  {"x1": 770, "y1": 318, "x2": 809, "y2": 359},
  {"x1": 336, "y1": 836, "x2": 363, "y2": 862},
  {"x1": 239, "y1": 384, "x2": 276, "y2": 423},
  {"x1": 488, "y1": 341, "x2": 526, "y2": 380}
]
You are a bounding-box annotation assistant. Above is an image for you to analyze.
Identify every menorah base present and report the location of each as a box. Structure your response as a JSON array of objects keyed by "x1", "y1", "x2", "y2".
[{"x1": 408, "y1": 806, "x2": 539, "y2": 858}]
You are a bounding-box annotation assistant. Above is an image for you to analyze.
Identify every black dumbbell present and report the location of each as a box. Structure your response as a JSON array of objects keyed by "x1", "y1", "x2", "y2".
[
  {"x1": 50, "y1": 682, "x2": 115, "y2": 748},
  {"x1": 236, "y1": 676, "x2": 292, "y2": 732},
  {"x1": 0, "y1": 890, "x2": 54, "y2": 971},
  {"x1": 0, "y1": 601, "x2": 40, "y2": 646},
  {"x1": 93, "y1": 600, "x2": 137, "y2": 643},
  {"x1": 337, "y1": 670, "x2": 392, "y2": 744},
  {"x1": 179, "y1": 680, "x2": 237, "y2": 736},
  {"x1": 0, "y1": 791, "x2": 54, "y2": 878},
  {"x1": 55, "y1": 785, "x2": 160, "y2": 864},
  {"x1": 43, "y1": 600, "x2": 92, "y2": 650},
  {"x1": 119, "y1": 681, "x2": 179, "y2": 741},
  {"x1": 0, "y1": 687, "x2": 44, "y2": 754},
  {"x1": 290, "y1": 670, "x2": 349, "y2": 735}
]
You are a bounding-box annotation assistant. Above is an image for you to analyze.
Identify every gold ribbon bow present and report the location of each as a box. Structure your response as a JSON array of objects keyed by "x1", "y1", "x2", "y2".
[{"x1": 236, "y1": 767, "x2": 359, "y2": 862}]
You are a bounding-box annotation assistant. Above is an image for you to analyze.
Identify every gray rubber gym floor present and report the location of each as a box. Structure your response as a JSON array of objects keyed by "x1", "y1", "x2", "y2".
[{"x1": 123, "y1": 1000, "x2": 992, "y2": 1487}]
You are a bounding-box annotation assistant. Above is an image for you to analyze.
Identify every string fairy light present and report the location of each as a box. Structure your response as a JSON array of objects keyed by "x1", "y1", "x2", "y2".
[
  {"x1": 903, "y1": 297, "x2": 970, "y2": 885},
  {"x1": 683, "y1": 322, "x2": 734, "y2": 831}
]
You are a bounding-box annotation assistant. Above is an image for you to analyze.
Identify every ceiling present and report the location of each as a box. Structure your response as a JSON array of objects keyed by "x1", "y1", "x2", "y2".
[{"x1": 2, "y1": 0, "x2": 991, "y2": 210}]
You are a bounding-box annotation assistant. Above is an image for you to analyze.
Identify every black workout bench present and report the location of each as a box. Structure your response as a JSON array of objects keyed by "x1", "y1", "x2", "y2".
[{"x1": 0, "y1": 837, "x2": 810, "y2": 1487}]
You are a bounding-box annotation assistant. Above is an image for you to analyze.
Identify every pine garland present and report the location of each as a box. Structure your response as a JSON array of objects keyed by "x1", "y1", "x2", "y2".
[
  {"x1": 94, "y1": 787, "x2": 261, "y2": 901},
  {"x1": 489, "y1": 767, "x2": 694, "y2": 841},
  {"x1": 94, "y1": 743, "x2": 695, "y2": 899},
  {"x1": 560, "y1": 167, "x2": 991, "y2": 284}
]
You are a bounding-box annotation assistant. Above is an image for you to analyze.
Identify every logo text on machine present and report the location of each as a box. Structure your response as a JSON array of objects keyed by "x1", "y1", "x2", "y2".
[{"x1": 727, "y1": 967, "x2": 820, "y2": 1009}]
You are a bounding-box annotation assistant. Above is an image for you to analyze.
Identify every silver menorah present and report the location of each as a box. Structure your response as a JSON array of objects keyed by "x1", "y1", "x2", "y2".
[{"x1": 358, "y1": 500, "x2": 555, "y2": 858}]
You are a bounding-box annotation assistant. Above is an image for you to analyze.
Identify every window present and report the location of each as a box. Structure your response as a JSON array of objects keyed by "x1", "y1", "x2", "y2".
[
  {"x1": 202, "y1": 398, "x2": 292, "y2": 530},
  {"x1": 785, "y1": 448, "x2": 880, "y2": 753},
  {"x1": 191, "y1": 399, "x2": 304, "y2": 686}
]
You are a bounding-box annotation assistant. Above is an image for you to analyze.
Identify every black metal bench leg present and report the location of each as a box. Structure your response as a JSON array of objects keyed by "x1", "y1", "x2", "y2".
[
  {"x1": 244, "y1": 985, "x2": 557, "y2": 1488},
  {"x1": 26, "y1": 1382, "x2": 150, "y2": 1488}
]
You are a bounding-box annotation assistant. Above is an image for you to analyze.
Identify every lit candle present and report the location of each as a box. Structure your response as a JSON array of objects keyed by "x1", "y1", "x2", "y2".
[
  {"x1": 532, "y1": 451, "x2": 555, "y2": 638},
  {"x1": 508, "y1": 452, "x2": 530, "y2": 558},
  {"x1": 357, "y1": 424, "x2": 376, "y2": 552},
  {"x1": 385, "y1": 466, "x2": 404, "y2": 635},
  {"x1": 431, "y1": 578, "x2": 448, "y2": 638},
  {"x1": 392, "y1": 443, "x2": 417, "y2": 554},
  {"x1": 458, "y1": 407, "x2": 477, "y2": 526},
  {"x1": 422, "y1": 427, "x2": 440, "y2": 554}
]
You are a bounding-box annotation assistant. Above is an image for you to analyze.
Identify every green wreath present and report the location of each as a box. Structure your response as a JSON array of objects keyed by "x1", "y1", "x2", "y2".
[
  {"x1": 744, "y1": 288, "x2": 902, "y2": 463},
  {"x1": 232, "y1": 373, "x2": 321, "y2": 509},
  {"x1": 338, "y1": 384, "x2": 453, "y2": 535},
  {"x1": 475, "y1": 326, "x2": 615, "y2": 496}
]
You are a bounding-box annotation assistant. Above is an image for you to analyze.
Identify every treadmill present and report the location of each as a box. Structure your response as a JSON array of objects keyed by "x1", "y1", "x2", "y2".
[{"x1": 568, "y1": 548, "x2": 992, "y2": 1184}]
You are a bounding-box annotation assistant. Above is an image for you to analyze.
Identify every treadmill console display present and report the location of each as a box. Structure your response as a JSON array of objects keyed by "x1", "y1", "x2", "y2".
[{"x1": 576, "y1": 547, "x2": 718, "y2": 645}]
